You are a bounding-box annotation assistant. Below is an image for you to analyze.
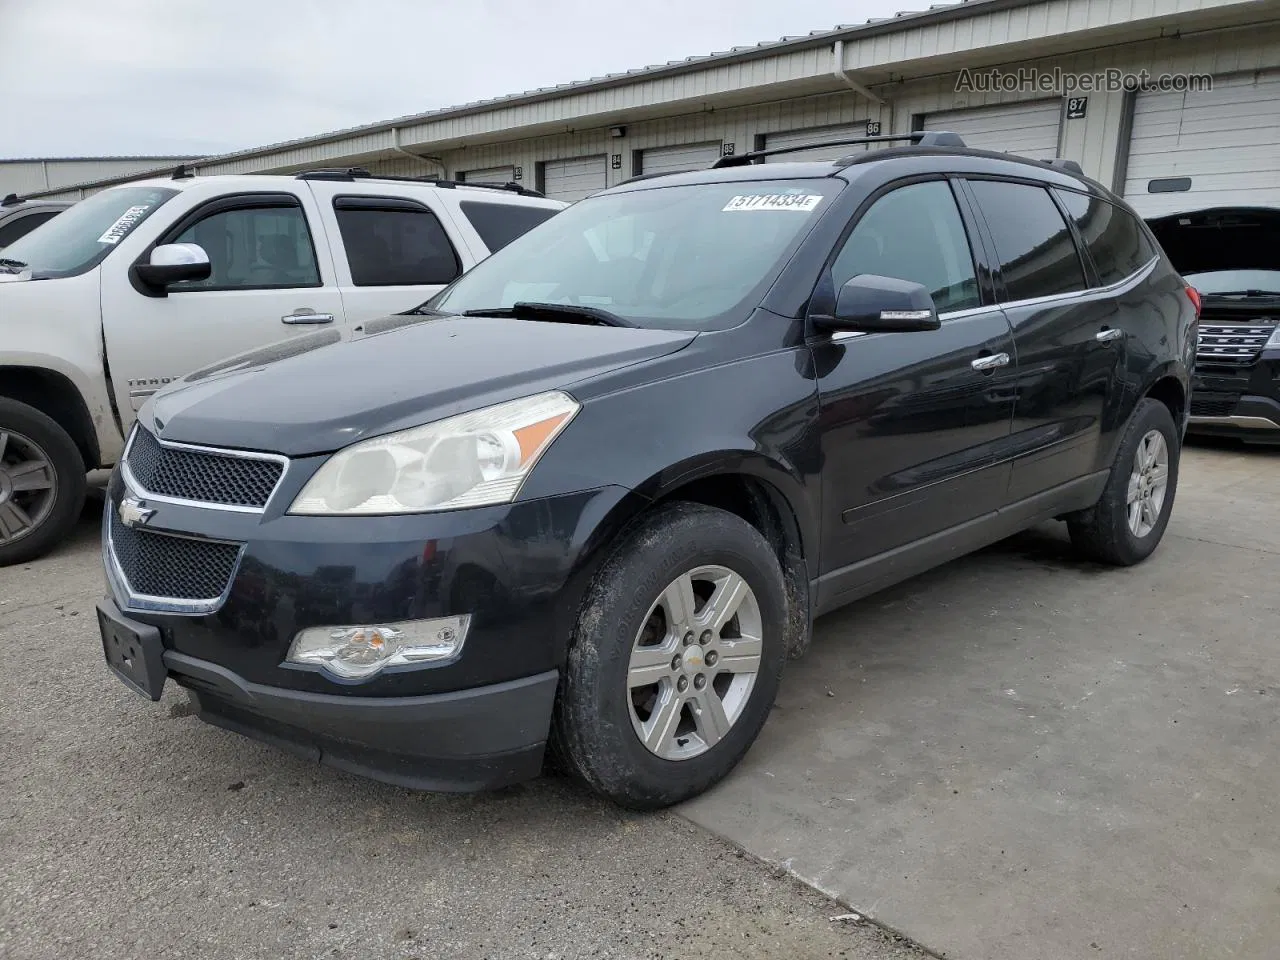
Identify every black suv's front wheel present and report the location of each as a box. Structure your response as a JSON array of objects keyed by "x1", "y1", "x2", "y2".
[
  {"x1": 553, "y1": 502, "x2": 787, "y2": 810},
  {"x1": 1068, "y1": 397, "x2": 1179, "y2": 565}
]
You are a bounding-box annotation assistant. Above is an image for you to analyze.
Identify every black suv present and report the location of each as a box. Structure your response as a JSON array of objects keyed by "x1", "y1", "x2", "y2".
[
  {"x1": 96, "y1": 133, "x2": 1196, "y2": 809},
  {"x1": 1147, "y1": 206, "x2": 1280, "y2": 443}
]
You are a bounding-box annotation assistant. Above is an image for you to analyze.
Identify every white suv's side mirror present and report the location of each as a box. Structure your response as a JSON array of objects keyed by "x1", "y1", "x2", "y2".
[{"x1": 133, "y1": 242, "x2": 212, "y2": 293}]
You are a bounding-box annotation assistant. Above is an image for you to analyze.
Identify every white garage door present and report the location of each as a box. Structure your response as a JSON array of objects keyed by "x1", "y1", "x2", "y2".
[
  {"x1": 1122, "y1": 72, "x2": 1280, "y2": 217},
  {"x1": 541, "y1": 155, "x2": 607, "y2": 202},
  {"x1": 637, "y1": 141, "x2": 722, "y2": 176},
  {"x1": 922, "y1": 100, "x2": 1062, "y2": 160},
  {"x1": 762, "y1": 123, "x2": 871, "y2": 162},
  {"x1": 458, "y1": 165, "x2": 515, "y2": 184}
]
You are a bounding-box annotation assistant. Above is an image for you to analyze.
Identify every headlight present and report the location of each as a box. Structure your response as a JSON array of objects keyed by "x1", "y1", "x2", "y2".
[
  {"x1": 1266, "y1": 326, "x2": 1280, "y2": 350},
  {"x1": 289, "y1": 391, "x2": 579, "y2": 515}
]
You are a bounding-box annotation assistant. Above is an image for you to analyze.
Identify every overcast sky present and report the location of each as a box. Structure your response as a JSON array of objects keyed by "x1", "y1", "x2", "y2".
[{"x1": 0, "y1": 0, "x2": 908, "y2": 159}]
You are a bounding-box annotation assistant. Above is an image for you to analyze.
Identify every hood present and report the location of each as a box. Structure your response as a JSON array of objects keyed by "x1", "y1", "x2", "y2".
[
  {"x1": 1146, "y1": 206, "x2": 1280, "y2": 276},
  {"x1": 148, "y1": 314, "x2": 696, "y2": 455}
]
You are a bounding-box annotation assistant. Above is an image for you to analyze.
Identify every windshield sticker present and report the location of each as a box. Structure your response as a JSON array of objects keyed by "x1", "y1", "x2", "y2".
[
  {"x1": 96, "y1": 205, "x2": 152, "y2": 245},
  {"x1": 722, "y1": 194, "x2": 822, "y2": 213}
]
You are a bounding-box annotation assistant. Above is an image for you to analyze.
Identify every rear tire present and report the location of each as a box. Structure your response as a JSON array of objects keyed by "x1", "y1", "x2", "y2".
[
  {"x1": 0, "y1": 398, "x2": 87, "y2": 566},
  {"x1": 552, "y1": 502, "x2": 787, "y2": 810},
  {"x1": 1067, "y1": 398, "x2": 1178, "y2": 566}
]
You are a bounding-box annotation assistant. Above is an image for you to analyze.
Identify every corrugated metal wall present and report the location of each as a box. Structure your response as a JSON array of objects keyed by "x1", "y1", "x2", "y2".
[{"x1": 0, "y1": 158, "x2": 190, "y2": 197}]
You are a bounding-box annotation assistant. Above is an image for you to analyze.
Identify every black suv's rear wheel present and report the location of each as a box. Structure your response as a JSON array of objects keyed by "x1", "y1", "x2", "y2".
[
  {"x1": 0, "y1": 398, "x2": 86, "y2": 567},
  {"x1": 1068, "y1": 398, "x2": 1179, "y2": 565},
  {"x1": 553, "y1": 502, "x2": 787, "y2": 810}
]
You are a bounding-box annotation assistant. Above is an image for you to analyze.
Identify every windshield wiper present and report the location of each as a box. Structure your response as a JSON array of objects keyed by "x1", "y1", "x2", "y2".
[
  {"x1": 462, "y1": 301, "x2": 635, "y2": 328},
  {"x1": 0, "y1": 257, "x2": 28, "y2": 273}
]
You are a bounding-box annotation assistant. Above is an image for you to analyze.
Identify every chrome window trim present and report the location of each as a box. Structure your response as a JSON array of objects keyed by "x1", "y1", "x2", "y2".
[
  {"x1": 829, "y1": 256, "x2": 1159, "y2": 343},
  {"x1": 102, "y1": 500, "x2": 245, "y2": 616},
  {"x1": 121, "y1": 425, "x2": 290, "y2": 514}
]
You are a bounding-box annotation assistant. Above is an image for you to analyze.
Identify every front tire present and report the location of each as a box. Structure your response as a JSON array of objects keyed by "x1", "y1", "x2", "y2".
[
  {"x1": 0, "y1": 398, "x2": 87, "y2": 566},
  {"x1": 1067, "y1": 398, "x2": 1178, "y2": 565},
  {"x1": 553, "y1": 502, "x2": 788, "y2": 810}
]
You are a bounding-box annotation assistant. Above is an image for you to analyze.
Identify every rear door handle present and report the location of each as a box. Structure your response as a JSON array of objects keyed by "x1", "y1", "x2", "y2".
[
  {"x1": 282, "y1": 310, "x2": 334, "y2": 325},
  {"x1": 971, "y1": 352, "x2": 1010, "y2": 372},
  {"x1": 1096, "y1": 327, "x2": 1124, "y2": 343}
]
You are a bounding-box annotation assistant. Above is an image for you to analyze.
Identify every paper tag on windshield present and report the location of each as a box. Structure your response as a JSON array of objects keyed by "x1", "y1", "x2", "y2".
[
  {"x1": 722, "y1": 194, "x2": 822, "y2": 213},
  {"x1": 96, "y1": 205, "x2": 152, "y2": 245}
]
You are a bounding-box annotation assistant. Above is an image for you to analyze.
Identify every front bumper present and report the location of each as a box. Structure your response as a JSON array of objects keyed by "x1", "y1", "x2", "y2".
[
  {"x1": 100, "y1": 596, "x2": 558, "y2": 790},
  {"x1": 1189, "y1": 355, "x2": 1280, "y2": 443},
  {"x1": 98, "y1": 459, "x2": 643, "y2": 789}
]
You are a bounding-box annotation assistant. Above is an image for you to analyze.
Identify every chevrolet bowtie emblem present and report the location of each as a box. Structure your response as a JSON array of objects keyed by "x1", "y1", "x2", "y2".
[{"x1": 118, "y1": 496, "x2": 155, "y2": 528}]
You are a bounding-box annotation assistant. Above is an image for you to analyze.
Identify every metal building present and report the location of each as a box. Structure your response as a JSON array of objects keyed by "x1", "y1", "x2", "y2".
[
  {"x1": 0, "y1": 157, "x2": 197, "y2": 199},
  {"x1": 24, "y1": 0, "x2": 1280, "y2": 217}
]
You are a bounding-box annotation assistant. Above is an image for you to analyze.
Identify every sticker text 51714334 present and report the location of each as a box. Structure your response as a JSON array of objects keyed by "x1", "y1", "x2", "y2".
[
  {"x1": 96, "y1": 205, "x2": 153, "y2": 245},
  {"x1": 722, "y1": 194, "x2": 823, "y2": 213}
]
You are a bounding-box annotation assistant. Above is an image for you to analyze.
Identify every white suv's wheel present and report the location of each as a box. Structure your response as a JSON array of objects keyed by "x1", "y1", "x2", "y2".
[
  {"x1": 553, "y1": 502, "x2": 787, "y2": 809},
  {"x1": 0, "y1": 398, "x2": 86, "y2": 566}
]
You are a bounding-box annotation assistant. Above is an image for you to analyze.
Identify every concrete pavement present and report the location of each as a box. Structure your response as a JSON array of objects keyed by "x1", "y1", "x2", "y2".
[{"x1": 682, "y1": 441, "x2": 1280, "y2": 960}]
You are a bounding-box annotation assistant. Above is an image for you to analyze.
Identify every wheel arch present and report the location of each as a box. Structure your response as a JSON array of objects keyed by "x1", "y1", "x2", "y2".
[
  {"x1": 0, "y1": 366, "x2": 99, "y2": 470},
  {"x1": 566, "y1": 452, "x2": 816, "y2": 660}
]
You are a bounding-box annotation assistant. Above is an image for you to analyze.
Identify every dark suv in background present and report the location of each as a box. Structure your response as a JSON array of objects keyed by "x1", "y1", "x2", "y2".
[
  {"x1": 1147, "y1": 206, "x2": 1280, "y2": 443},
  {"x1": 96, "y1": 132, "x2": 1196, "y2": 809}
]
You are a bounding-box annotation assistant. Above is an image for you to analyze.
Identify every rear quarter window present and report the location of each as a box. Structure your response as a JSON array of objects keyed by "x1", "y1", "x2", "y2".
[
  {"x1": 1055, "y1": 190, "x2": 1156, "y2": 286},
  {"x1": 459, "y1": 200, "x2": 559, "y2": 253}
]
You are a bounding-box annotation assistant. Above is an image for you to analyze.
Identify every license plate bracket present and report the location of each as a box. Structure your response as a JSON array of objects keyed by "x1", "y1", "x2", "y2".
[{"x1": 97, "y1": 601, "x2": 166, "y2": 701}]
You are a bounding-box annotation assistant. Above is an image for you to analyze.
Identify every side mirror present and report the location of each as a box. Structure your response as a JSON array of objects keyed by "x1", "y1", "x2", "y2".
[
  {"x1": 815, "y1": 274, "x2": 941, "y2": 334},
  {"x1": 133, "y1": 243, "x2": 211, "y2": 292}
]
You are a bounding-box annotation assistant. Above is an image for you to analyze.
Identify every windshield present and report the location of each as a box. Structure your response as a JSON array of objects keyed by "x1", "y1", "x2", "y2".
[
  {"x1": 428, "y1": 179, "x2": 841, "y2": 330},
  {"x1": 3, "y1": 185, "x2": 178, "y2": 279},
  {"x1": 1183, "y1": 269, "x2": 1280, "y2": 296}
]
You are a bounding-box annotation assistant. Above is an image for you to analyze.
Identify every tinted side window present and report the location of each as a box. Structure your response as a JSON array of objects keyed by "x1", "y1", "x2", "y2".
[
  {"x1": 1055, "y1": 190, "x2": 1155, "y2": 286},
  {"x1": 0, "y1": 210, "x2": 60, "y2": 248},
  {"x1": 334, "y1": 200, "x2": 460, "y2": 286},
  {"x1": 968, "y1": 180, "x2": 1087, "y2": 302},
  {"x1": 459, "y1": 201, "x2": 559, "y2": 253},
  {"x1": 172, "y1": 204, "x2": 320, "y2": 290},
  {"x1": 832, "y1": 180, "x2": 980, "y2": 313}
]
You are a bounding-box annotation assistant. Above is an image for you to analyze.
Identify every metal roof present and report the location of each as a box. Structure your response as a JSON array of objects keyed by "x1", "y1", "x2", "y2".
[{"x1": 0, "y1": 156, "x2": 199, "y2": 164}]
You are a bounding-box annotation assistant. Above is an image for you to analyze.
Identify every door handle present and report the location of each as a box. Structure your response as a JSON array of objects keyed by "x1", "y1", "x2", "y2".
[
  {"x1": 1096, "y1": 327, "x2": 1123, "y2": 343},
  {"x1": 282, "y1": 310, "x2": 334, "y2": 325},
  {"x1": 971, "y1": 352, "x2": 1010, "y2": 372}
]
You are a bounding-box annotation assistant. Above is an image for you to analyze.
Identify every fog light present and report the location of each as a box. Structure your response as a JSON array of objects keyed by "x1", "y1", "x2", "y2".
[{"x1": 287, "y1": 615, "x2": 469, "y2": 679}]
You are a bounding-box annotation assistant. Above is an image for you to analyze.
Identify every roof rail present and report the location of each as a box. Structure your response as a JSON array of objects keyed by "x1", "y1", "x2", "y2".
[
  {"x1": 1, "y1": 192, "x2": 22, "y2": 207},
  {"x1": 712, "y1": 130, "x2": 967, "y2": 168},
  {"x1": 1045, "y1": 158, "x2": 1085, "y2": 175},
  {"x1": 294, "y1": 167, "x2": 545, "y2": 197},
  {"x1": 171, "y1": 163, "x2": 196, "y2": 180}
]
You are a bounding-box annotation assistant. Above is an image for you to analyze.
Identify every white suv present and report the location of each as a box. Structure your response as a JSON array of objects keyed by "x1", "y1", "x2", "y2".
[{"x1": 0, "y1": 166, "x2": 564, "y2": 564}]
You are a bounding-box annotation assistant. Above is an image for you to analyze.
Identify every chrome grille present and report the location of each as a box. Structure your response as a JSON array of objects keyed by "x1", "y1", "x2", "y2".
[
  {"x1": 126, "y1": 428, "x2": 285, "y2": 509},
  {"x1": 1195, "y1": 322, "x2": 1276, "y2": 366},
  {"x1": 1189, "y1": 392, "x2": 1240, "y2": 418},
  {"x1": 108, "y1": 510, "x2": 242, "y2": 602}
]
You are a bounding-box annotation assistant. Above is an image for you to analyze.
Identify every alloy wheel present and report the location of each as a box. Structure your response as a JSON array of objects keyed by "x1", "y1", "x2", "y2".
[
  {"x1": 0, "y1": 429, "x2": 58, "y2": 546},
  {"x1": 626, "y1": 564, "x2": 762, "y2": 761},
  {"x1": 1126, "y1": 428, "x2": 1169, "y2": 539}
]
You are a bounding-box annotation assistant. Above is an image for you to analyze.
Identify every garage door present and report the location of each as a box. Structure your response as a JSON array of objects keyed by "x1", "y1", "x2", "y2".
[
  {"x1": 541, "y1": 155, "x2": 607, "y2": 202},
  {"x1": 637, "y1": 141, "x2": 722, "y2": 176},
  {"x1": 457, "y1": 165, "x2": 515, "y2": 184},
  {"x1": 762, "y1": 123, "x2": 871, "y2": 162},
  {"x1": 1122, "y1": 72, "x2": 1280, "y2": 217},
  {"x1": 922, "y1": 101, "x2": 1062, "y2": 160}
]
